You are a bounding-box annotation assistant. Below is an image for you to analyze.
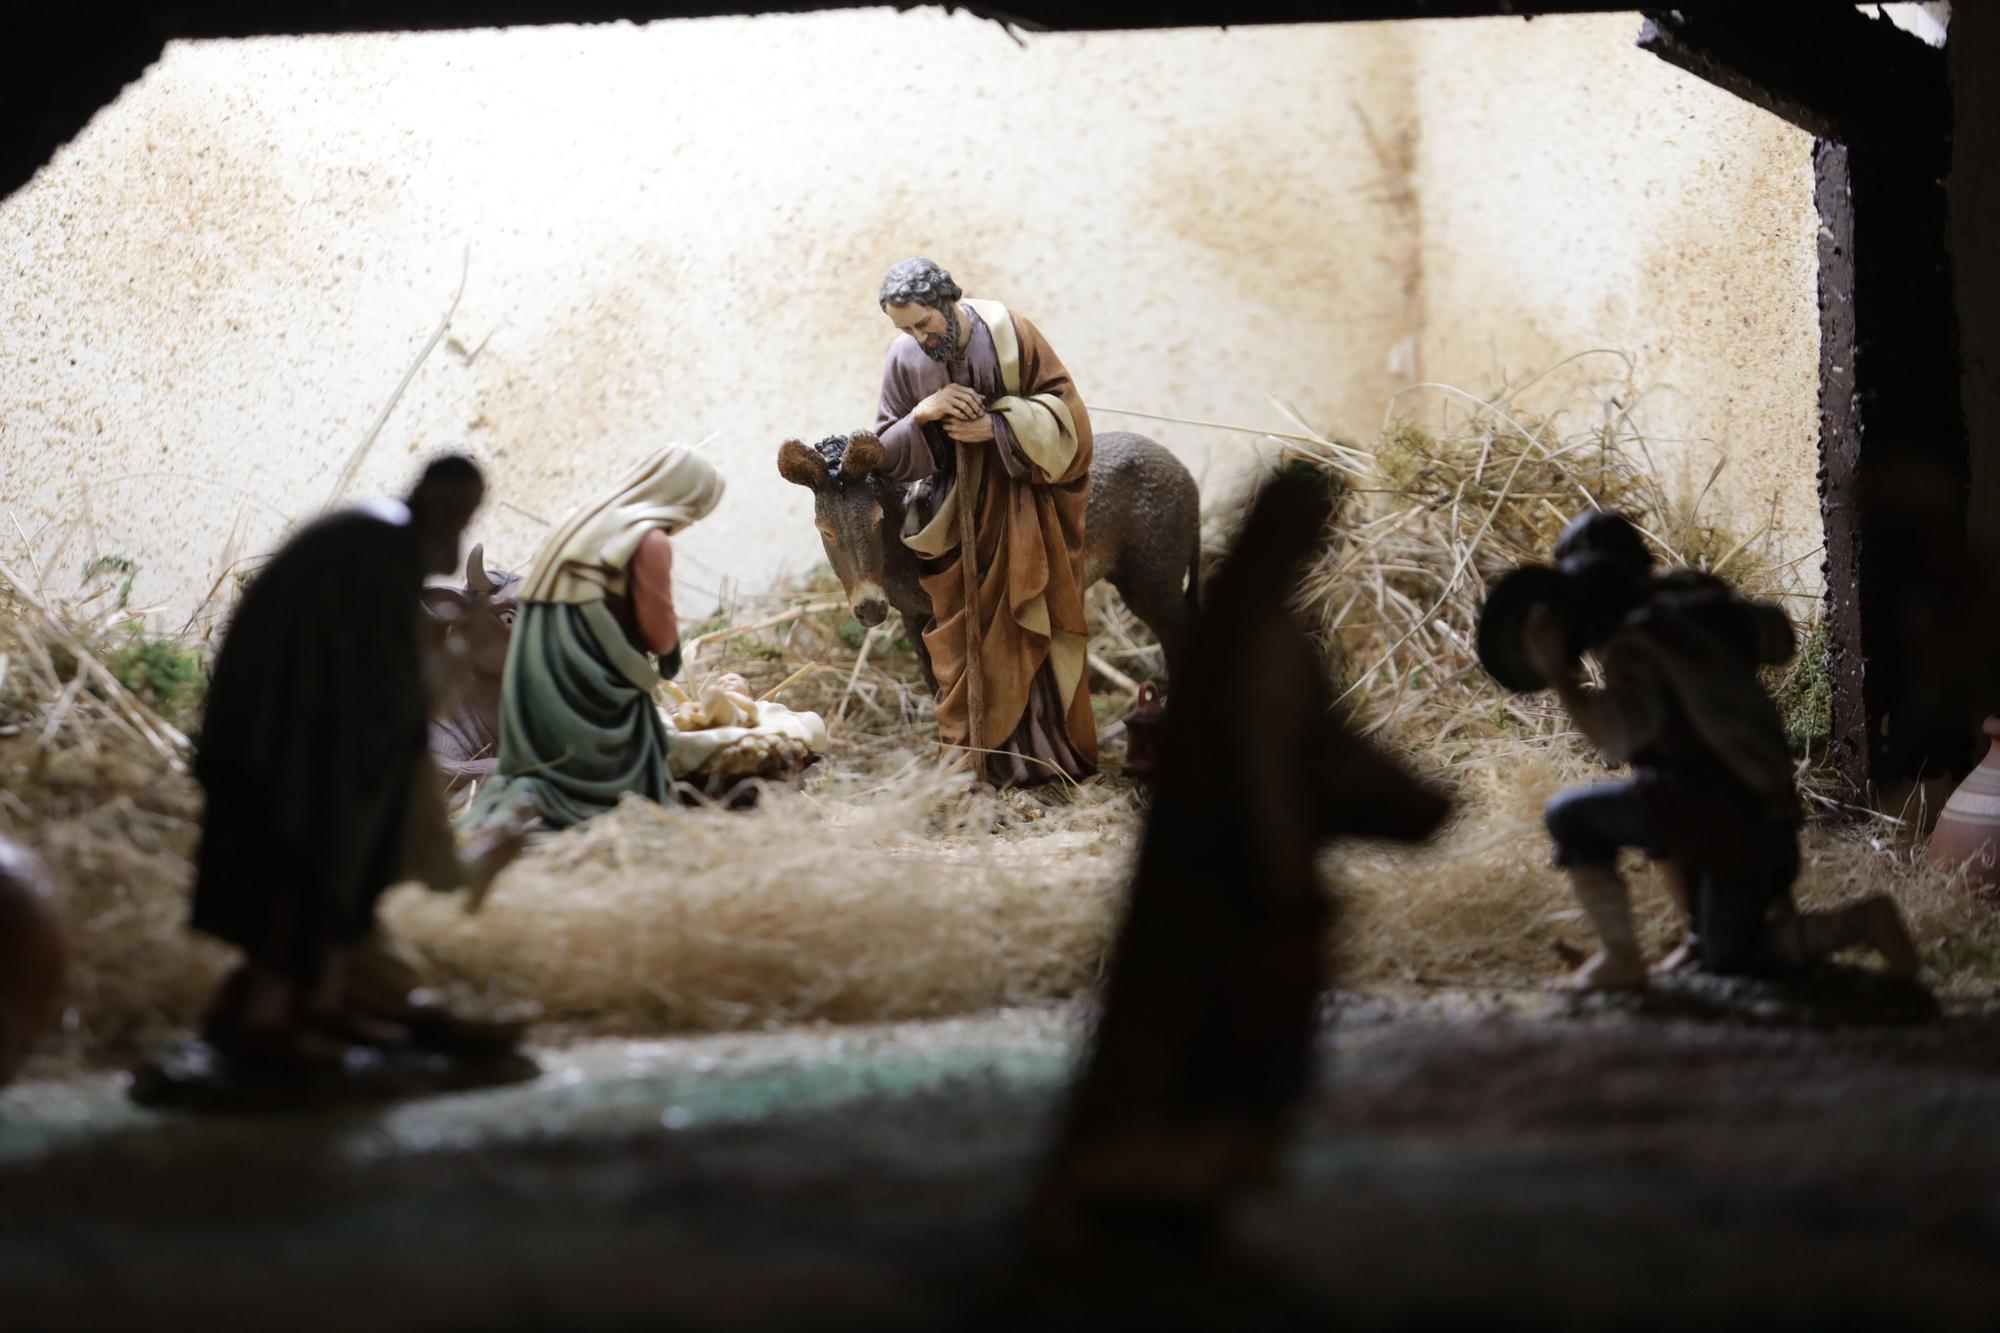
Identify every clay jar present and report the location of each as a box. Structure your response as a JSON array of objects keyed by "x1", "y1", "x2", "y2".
[
  {"x1": 0, "y1": 836, "x2": 67, "y2": 1087},
  {"x1": 1927, "y1": 716, "x2": 2000, "y2": 897}
]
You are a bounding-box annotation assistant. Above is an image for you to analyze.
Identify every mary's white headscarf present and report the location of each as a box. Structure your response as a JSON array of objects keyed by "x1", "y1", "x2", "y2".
[{"x1": 520, "y1": 446, "x2": 725, "y2": 604}]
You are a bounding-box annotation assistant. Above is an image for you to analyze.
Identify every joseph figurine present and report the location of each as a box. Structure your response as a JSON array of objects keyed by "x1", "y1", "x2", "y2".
[{"x1": 874, "y1": 257, "x2": 1097, "y2": 787}]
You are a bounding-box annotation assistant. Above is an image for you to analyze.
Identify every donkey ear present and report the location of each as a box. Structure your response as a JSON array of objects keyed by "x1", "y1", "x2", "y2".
[
  {"x1": 842, "y1": 432, "x2": 886, "y2": 478},
  {"x1": 777, "y1": 439, "x2": 828, "y2": 489}
]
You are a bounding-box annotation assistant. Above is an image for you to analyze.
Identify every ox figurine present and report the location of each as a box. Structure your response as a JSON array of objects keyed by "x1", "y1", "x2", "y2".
[
  {"x1": 421, "y1": 543, "x2": 523, "y2": 800},
  {"x1": 778, "y1": 429, "x2": 1202, "y2": 693}
]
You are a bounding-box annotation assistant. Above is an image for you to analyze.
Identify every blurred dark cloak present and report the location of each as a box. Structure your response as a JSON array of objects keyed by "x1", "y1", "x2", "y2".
[{"x1": 189, "y1": 500, "x2": 431, "y2": 982}]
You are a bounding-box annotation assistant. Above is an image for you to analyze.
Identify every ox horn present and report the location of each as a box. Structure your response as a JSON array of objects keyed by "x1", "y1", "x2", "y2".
[
  {"x1": 841, "y1": 432, "x2": 885, "y2": 478},
  {"x1": 466, "y1": 543, "x2": 494, "y2": 593}
]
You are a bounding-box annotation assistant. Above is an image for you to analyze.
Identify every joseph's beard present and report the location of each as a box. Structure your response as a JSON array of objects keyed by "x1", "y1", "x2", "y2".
[{"x1": 919, "y1": 304, "x2": 962, "y2": 363}]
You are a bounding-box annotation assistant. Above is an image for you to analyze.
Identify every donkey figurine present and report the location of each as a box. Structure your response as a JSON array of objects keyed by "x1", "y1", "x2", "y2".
[{"x1": 777, "y1": 429, "x2": 1203, "y2": 692}]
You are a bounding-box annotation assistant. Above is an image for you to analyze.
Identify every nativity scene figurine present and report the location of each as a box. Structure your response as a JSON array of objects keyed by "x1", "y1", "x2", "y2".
[
  {"x1": 181, "y1": 454, "x2": 528, "y2": 1083},
  {"x1": 465, "y1": 445, "x2": 723, "y2": 830}
]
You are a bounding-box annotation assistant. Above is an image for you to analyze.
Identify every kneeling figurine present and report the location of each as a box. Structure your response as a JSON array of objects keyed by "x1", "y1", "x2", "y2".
[
  {"x1": 466, "y1": 446, "x2": 723, "y2": 830},
  {"x1": 1480, "y1": 510, "x2": 1917, "y2": 992}
]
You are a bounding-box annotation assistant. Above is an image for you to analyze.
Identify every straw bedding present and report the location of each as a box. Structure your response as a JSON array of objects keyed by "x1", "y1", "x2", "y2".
[
  {"x1": 6, "y1": 366, "x2": 1998, "y2": 1069},
  {"x1": 385, "y1": 770, "x2": 1133, "y2": 1035}
]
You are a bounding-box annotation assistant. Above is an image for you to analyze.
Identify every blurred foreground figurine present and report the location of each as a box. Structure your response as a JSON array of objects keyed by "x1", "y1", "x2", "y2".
[
  {"x1": 182, "y1": 456, "x2": 528, "y2": 1085},
  {"x1": 0, "y1": 837, "x2": 66, "y2": 1088},
  {"x1": 1031, "y1": 472, "x2": 1451, "y2": 1260},
  {"x1": 873, "y1": 257, "x2": 1098, "y2": 787},
  {"x1": 465, "y1": 446, "x2": 723, "y2": 830},
  {"x1": 1479, "y1": 510, "x2": 1917, "y2": 992}
]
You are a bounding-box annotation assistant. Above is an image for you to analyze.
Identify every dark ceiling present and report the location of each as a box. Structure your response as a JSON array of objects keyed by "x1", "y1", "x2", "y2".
[{"x1": 4, "y1": 1, "x2": 1823, "y2": 202}]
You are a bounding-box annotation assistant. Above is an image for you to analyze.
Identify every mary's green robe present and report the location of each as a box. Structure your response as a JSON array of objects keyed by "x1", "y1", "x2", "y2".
[
  {"x1": 467, "y1": 600, "x2": 676, "y2": 829},
  {"x1": 464, "y1": 446, "x2": 721, "y2": 831}
]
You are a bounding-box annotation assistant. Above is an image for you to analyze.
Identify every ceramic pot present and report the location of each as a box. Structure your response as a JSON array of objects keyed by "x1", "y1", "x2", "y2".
[
  {"x1": 1927, "y1": 716, "x2": 2000, "y2": 896},
  {"x1": 0, "y1": 837, "x2": 66, "y2": 1087}
]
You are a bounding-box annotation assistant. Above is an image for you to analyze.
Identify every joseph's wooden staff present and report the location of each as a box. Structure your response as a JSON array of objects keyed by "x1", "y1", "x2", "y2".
[{"x1": 956, "y1": 439, "x2": 985, "y2": 776}]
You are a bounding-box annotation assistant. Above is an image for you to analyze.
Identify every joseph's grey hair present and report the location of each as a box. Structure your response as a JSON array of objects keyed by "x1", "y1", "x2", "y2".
[{"x1": 878, "y1": 257, "x2": 962, "y2": 311}]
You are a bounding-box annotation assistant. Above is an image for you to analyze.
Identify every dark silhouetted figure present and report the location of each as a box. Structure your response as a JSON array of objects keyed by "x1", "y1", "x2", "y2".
[
  {"x1": 1030, "y1": 469, "x2": 1452, "y2": 1264},
  {"x1": 190, "y1": 455, "x2": 520, "y2": 1069}
]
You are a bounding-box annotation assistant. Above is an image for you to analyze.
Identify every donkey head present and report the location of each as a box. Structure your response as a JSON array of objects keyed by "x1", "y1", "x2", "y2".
[{"x1": 778, "y1": 431, "x2": 896, "y2": 627}]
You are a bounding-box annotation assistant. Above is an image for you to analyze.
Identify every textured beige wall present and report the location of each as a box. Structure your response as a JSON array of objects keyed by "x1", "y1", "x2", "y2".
[
  {"x1": 0, "y1": 12, "x2": 1417, "y2": 624},
  {"x1": 1408, "y1": 13, "x2": 1824, "y2": 592},
  {"x1": 1, "y1": 11, "x2": 1830, "y2": 620}
]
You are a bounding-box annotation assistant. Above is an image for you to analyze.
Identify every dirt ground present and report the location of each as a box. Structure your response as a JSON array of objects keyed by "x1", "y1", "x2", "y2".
[{"x1": 6, "y1": 985, "x2": 2000, "y2": 1331}]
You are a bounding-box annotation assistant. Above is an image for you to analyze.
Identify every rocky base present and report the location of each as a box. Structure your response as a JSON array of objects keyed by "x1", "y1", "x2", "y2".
[
  {"x1": 1561, "y1": 962, "x2": 1941, "y2": 1028},
  {"x1": 128, "y1": 1035, "x2": 540, "y2": 1113}
]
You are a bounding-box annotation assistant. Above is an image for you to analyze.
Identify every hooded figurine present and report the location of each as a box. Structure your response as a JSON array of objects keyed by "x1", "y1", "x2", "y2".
[
  {"x1": 467, "y1": 446, "x2": 724, "y2": 829},
  {"x1": 190, "y1": 455, "x2": 522, "y2": 1065}
]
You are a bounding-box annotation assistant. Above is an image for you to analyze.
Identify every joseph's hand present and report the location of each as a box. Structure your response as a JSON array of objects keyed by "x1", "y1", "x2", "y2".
[
  {"x1": 916, "y1": 385, "x2": 985, "y2": 424},
  {"x1": 943, "y1": 413, "x2": 997, "y2": 444}
]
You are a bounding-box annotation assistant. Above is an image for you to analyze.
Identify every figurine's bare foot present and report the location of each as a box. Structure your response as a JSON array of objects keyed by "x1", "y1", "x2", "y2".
[
  {"x1": 1651, "y1": 936, "x2": 1701, "y2": 975},
  {"x1": 1859, "y1": 897, "x2": 1921, "y2": 982},
  {"x1": 1549, "y1": 949, "x2": 1647, "y2": 993}
]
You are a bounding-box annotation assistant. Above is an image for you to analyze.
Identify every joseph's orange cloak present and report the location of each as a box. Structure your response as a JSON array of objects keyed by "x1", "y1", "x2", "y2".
[{"x1": 901, "y1": 300, "x2": 1097, "y2": 779}]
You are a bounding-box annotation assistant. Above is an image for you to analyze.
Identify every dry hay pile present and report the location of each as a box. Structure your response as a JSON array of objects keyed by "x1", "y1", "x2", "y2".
[
  {"x1": 1236, "y1": 368, "x2": 2000, "y2": 993},
  {"x1": 385, "y1": 769, "x2": 1133, "y2": 1034},
  {"x1": 382, "y1": 572, "x2": 1140, "y2": 1037},
  {"x1": 0, "y1": 560, "x2": 230, "y2": 1066},
  {"x1": 1282, "y1": 389, "x2": 1812, "y2": 750}
]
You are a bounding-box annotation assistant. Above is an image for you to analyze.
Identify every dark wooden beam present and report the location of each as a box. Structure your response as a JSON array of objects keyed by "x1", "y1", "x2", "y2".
[
  {"x1": 1811, "y1": 128, "x2": 1965, "y2": 794},
  {"x1": 0, "y1": 29, "x2": 166, "y2": 204},
  {"x1": 1641, "y1": 5, "x2": 1960, "y2": 796},
  {"x1": 1639, "y1": 5, "x2": 1948, "y2": 170},
  {"x1": 19, "y1": 2, "x2": 1740, "y2": 41},
  {"x1": 1958, "y1": 1, "x2": 2000, "y2": 578},
  {"x1": 1814, "y1": 141, "x2": 1869, "y2": 789}
]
